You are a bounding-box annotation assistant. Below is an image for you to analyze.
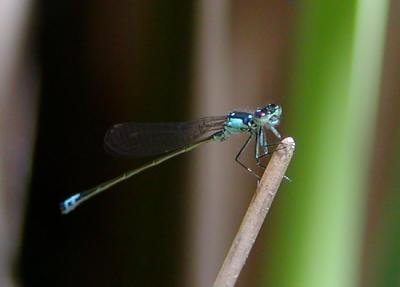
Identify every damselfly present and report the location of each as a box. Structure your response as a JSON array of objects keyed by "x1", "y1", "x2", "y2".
[{"x1": 60, "y1": 104, "x2": 283, "y2": 214}]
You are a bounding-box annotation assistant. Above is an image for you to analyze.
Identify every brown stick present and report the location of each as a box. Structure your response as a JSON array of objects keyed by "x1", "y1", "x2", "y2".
[{"x1": 212, "y1": 137, "x2": 295, "y2": 287}]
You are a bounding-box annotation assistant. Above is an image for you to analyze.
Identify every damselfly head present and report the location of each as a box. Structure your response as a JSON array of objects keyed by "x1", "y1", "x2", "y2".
[{"x1": 253, "y1": 104, "x2": 282, "y2": 127}]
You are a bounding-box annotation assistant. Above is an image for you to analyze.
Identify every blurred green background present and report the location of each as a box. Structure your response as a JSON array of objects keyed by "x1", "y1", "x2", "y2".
[{"x1": 0, "y1": 0, "x2": 398, "y2": 286}]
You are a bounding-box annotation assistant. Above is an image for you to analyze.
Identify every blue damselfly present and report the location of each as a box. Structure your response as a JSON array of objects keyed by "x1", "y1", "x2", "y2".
[{"x1": 60, "y1": 104, "x2": 283, "y2": 214}]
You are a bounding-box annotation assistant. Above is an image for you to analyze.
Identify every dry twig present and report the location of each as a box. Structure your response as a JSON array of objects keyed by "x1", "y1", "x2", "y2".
[{"x1": 213, "y1": 137, "x2": 295, "y2": 287}]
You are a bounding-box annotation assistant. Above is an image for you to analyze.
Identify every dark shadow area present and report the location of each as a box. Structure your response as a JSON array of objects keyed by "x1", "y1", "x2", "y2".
[{"x1": 18, "y1": 1, "x2": 194, "y2": 286}]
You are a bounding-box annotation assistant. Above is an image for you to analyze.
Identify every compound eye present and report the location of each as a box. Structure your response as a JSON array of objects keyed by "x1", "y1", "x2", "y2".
[{"x1": 255, "y1": 109, "x2": 265, "y2": 117}]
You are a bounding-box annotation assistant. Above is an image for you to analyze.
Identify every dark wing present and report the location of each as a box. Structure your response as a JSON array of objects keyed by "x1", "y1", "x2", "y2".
[{"x1": 104, "y1": 116, "x2": 227, "y2": 157}]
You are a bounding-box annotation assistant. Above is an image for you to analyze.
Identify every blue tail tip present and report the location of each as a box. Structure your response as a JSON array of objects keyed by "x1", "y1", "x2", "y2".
[{"x1": 60, "y1": 193, "x2": 81, "y2": 214}]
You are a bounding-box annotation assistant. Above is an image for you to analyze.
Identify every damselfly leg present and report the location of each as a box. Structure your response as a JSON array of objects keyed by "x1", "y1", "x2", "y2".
[
  {"x1": 235, "y1": 133, "x2": 261, "y2": 179},
  {"x1": 235, "y1": 126, "x2": 290, "y2": 180},
  {"x1": 235, "y1": 130, "x2": 280, "y2": 179},
  {"x1": 255, "y1": 139, "x2": 291, "y2": 182},
  {"x1": 255, "y1": 129, "x2": 293, "y2": 182},
  {"x1": 255, "y1": 128, "x2": 270, "y2": 169}
]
